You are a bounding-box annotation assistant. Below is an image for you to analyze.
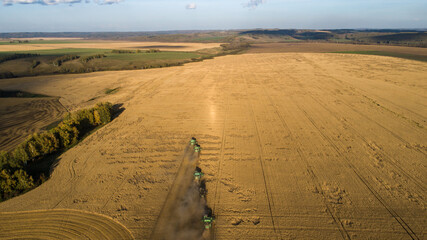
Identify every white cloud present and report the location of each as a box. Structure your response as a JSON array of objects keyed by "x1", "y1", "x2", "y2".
[
  {"x1": 3, "y1": 0, "x2": 81, "y2": 5},
  {"x1": 186, "y1": 3, "x2": 196, "y2": 10},
  {"x1": 93, "y1": 0, "x2": 123, "y2": 5},
  {"x1": 245, "y1": 0, "x2": 266, "y2": 8},
  {"x1": 2, "y1": 0, "x2": 123, "y2": 5}
]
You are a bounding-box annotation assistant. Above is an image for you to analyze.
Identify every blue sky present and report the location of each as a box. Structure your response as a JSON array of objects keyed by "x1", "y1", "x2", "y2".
[{"x1": 0, "y1": 0, "x2": 426, "y2": 32}]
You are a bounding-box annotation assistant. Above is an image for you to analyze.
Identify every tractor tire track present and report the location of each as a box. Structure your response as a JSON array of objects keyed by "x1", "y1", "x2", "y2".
[
  {"x1": 262, "y1": 56, "x2": 420, "y2": 239},
  {"x1": 300, "y1": 54, "x2": 426, "y2": 123},
  {"x1": 242, "y1": 73, "x2": 281, "y2": 239},
  {"x1": 299, "y1": 54, "x2": 427, "y2": 154},
  {"x1": 290, "y1": 57, "x2": 427, "y2": 192},
  {"x1": 212, "y1": 82, "x2": 229, "y2": 239},
  {"x1": 247, "y1": 69, "x2": 351, "y2": 240},
  {"x1": 293, "y1": 98, "x2": 420, "y2": 240},
  {"x1": 0, "y1": 209, "x2": 134, "y2": 240}
]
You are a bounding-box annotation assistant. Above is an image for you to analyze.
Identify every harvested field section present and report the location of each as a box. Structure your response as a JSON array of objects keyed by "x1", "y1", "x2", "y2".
[
  {"x1": 0, "y1": 97, "x2": 66, "y2": 151},
  {"x1": 0, "y1": 53, "x2": 425, "y2": 239},
  {"x1": 0, "y1": 209, "x2": 134, "y2": 240}
]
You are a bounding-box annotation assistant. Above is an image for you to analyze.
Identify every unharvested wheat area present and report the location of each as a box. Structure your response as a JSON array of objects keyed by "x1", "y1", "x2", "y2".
[{"x1": 0, "y1": 49, "x2": 425, "y2": 239}]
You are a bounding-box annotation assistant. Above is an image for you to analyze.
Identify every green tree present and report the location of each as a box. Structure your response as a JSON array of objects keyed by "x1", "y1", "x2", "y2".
[
  {"x1": 12, "y1": 170, "x2": 34, "y2": 191},
  {"x1": 0, "y1": 170, "x2": 15, "y2": 200},
  {"x1": 94, "y1": 102, "x2": 113, "y2": 124},
  {"x1": 25, "y1": 139, "x2": 41, "y2": 159},
  {"x1": 10, "y1": 145, "x2": 29, "y2": 168},
  {"x1": 0, "y1": 152, "x2": 11, "y2": 173}
]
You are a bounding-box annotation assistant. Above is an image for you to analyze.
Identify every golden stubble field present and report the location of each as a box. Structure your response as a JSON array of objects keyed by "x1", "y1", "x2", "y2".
[{"x1": 0, "y1": 51, "x2": 426, "y2": 239}]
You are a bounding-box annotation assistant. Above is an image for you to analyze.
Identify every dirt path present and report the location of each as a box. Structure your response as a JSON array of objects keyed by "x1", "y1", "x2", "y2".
[{"x1": 0, "y1": 52, "x2": 425, "y2": 239}]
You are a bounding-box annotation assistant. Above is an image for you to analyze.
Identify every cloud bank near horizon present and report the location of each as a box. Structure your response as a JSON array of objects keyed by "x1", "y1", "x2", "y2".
[
  {"x1": 186, "y1": 3, "x2": 196, "y2": 10},
  {"x1": 2, "y1": 0, "x2": 123, "y2": 5},
  {"x1": 3, "y1": 0, "x2": 267, "y2": 8},
  {"x1": 245, "y1": 0, "x2": 266, "y2": 8}
]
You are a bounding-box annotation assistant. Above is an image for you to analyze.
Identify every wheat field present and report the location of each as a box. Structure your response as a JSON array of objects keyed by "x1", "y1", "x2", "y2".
[{"x1": 0, "y1": 52, "x2": 425, "y2": 239}]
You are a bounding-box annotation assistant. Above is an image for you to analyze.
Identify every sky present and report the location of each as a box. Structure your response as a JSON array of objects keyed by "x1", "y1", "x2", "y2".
[{"x1": 0, "y1": 0, "x2": 426, "y2": 32}]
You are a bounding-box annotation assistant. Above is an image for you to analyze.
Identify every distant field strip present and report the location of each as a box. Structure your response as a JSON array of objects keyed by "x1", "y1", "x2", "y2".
[
  {"x1": 0, "y1": 41, "x2": 221, "y2": 52},
  {"x1": 0, "y1": 48, "x2": 201, "y2": 59},
  {"x1": 0, "y1": 209, "x2": 134, "y2": 240},
  {"x1": 333, "y1": 51, "x2": 427, "y2": 62},
  {"x1": 0, "y1": 40, "x2": 90, "y2": 45}
]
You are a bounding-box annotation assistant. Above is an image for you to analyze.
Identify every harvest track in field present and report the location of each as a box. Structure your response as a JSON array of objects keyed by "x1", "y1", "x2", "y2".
[
  {"x1": 151, "y1": 144, "x2": 213, "y2": 240},
  {"x1": 0, "y1": 97, "x2": 66, "y2": 151},
  {"x1": 0, "y1": 51, "x2": 425, "y2": 239},
  {"x1": 0, "y1": 209, "x2": 134, "y2": 240}
]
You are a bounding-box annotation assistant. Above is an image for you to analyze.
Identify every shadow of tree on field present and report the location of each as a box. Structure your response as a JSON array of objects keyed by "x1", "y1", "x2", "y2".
[{"x1": 112, "y1": 103, "x2": 125, "y2": 120}]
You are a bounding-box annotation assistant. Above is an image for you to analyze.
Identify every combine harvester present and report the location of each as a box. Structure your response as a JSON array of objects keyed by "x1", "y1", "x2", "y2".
[
  {"x1": 151, "y1": 137, "x2": 214, "y2": 240},
  {"x1": 192, "y1": 139, "x2": 215, "y2": 233},
  {"x1": 193, "y1": 163, "x2": 215, "y2": 237}
]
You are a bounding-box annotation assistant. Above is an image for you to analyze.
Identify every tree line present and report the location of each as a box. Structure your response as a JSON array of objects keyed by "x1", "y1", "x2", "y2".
[
  {"x1": 0, "y1": 53, "x2": 40, "y2": 64},
  {"x1": 80, "y1": 54, "x2": 106, "y2": 63},
  {"x1": 0, "y1": 102, "x2": 114, "y2": 201},
  {"x1": 111, "y1": 49, "x2": 160, "y2": 54},
  {"x1": 52, "y1": 54, "x2": 80, "y2": 67}
]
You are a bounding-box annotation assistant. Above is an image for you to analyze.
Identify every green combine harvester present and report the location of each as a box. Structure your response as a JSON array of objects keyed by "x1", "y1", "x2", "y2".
[
  {"x1": 190, "y1": 137, "x2": 201, "y2": 152},
  {"x1": 203, "y1": 215, "x2": 214, "y2": 229},
  {"x1": 189, "y1": 138, "x2": 214, "y2": 230},
  {"x1": 203, "y1": 207, "x2": 215, "y2": 229},
  {"x1": 190, "y1": 137, "x2": 197, "y2": 145},
  {"x1": 194, "y1": 167, "x2": 204, "y2": 181},
  {"x1": 194, "y1": 144, "x2": 201, "y2": 153}
]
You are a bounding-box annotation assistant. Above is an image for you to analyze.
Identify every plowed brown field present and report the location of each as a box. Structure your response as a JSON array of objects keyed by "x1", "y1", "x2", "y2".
[{"x1": 0, "y1": 52, "x2": 426, "y2": 239}]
